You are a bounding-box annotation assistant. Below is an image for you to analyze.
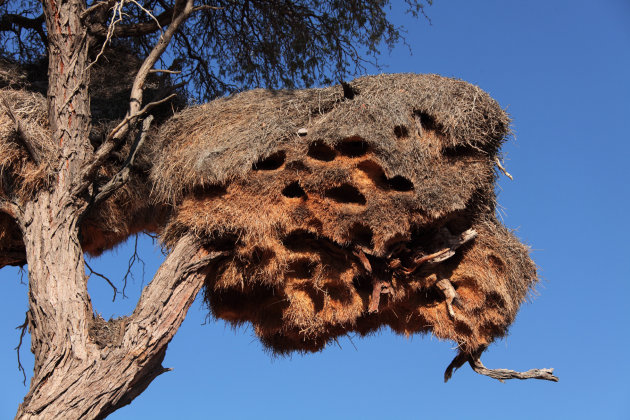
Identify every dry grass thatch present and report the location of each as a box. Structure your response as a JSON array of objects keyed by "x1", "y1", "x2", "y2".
[
  {"x1": 0, "y1": 51, "x2": 175, "y2": 263},
  {"x1": 150, "y1": 73, "x2": 535, "y2": 358}
]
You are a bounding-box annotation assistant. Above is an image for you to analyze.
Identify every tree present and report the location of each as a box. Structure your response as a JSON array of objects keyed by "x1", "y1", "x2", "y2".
[{"x1": 0, "y1": 0, "x2": 435, "y2": 417}]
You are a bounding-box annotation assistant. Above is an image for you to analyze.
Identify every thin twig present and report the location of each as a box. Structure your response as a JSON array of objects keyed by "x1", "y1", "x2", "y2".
[
  {"x1": 495, "y1": 156, "x2": 513, "y2": 180},
  {"x1": 122, "y1": 234, "x2": 146, "y2": 296},
  {"x1": 15, "y1": 311, "x2": 28, "y2": 385},
  {"x1": 148, "y1": 68, "x2": 182, "y2": 74},
  {"x1": 86, "y1": 0, "x2": 125, "y2": 71},
  {"x1": 85, "y1": 260, "x2": 119, "y2": 302}
]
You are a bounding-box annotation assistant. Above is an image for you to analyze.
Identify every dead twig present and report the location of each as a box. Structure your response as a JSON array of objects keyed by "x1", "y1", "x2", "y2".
[
  {"x1": 435, "y1": 278, "x2": 458, "y2": 318},
  {"x1": 469, "y1": 356, "x2": 558, "y2": 382},
  {"x1": 15, "y1": 311, "x2": 29, "y2": 385},
  {"x1": 92, "y1": 115, "x2": 154, "y2": 205},
  {"x1": 123, "y1": 234, "x2": 146, "y2": 293},
  {"x1": 444, "y1": 349, "x2": 559, "y2": 383},
  {"x1": 85, "y1": 260, "x2": 119, "y2": 302},
  {"x1": 495, "y1": 156, "x2": 513, "y2": 180}
]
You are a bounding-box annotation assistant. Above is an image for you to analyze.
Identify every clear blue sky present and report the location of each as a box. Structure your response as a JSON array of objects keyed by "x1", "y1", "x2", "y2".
[{"x1": 2, "y1": 1, "x2": 629, "y2": 418}]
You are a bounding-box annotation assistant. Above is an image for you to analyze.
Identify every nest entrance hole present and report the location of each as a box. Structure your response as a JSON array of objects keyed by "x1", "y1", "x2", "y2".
[
  {"x1": 307, "y1": 142, "x2": 336, "y2": 161},
  {"x1": 357, "y1": 160, "x2": 414, "y2": 192},
  {"x1": 336, "y1": 137, "x2": 369, "y2": 157},
  {"x1": 253, "y1": 151, "x2": 286, "y2": 170},
  {"x1": 414, "y1": 111, "x2": 438, "y2": 133},
  {"x1": 324, "y1": 184, "x2": 366, "y2": 205},
  {"x1": 348, "y1": 223, "x2": 373, "y2": 249},
  {"x1": 282, "y1": 181, "x2": 306, "y2": 198}
]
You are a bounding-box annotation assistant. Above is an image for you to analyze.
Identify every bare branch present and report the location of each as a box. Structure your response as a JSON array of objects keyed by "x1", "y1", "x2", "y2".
[
  {"x1": 1, "y1": 97, "x2": 43, "y2": 164},
  {"x1": 149, "y1": 68, "x2": 181, "y2": 74},
  {"x1": 86, "y1": 0, "x2": 126, "y2": 71},
  {"x1": 125, "y1": 0, "x2": 194, "y2": 121},
  {"x1": 85, "y1": 260, "x2": 119, "y2": 302},
  {"x1": 91, "y1": 115, "x2": 154, "y2": 205},
  {"x1": 81, "y1": 0, "x2": 116, "y2": 20},
  {"x1": 191, "y1": 5, "x2": 223, "y2": 12},
  {"x1": 88, "y1": 7, "x2": 174, "y2": 38},
  {"x1": 0, "y1": 13, "x2": 46, "y2": 45},
  {"x1": 76, "y1": 0, "x2": 194, "y2": 196},
  {"x1": 444, "y1": 349, "x2": 559, "y2": 383},
  {"x1": 15, "y1": 311, "x2": 29, "y2": 386},
  {"x1": 469, "y1": 356, "x2": 559, "y2": 382},
  {"x1": 122, "y1": 234, "x2": 146, "y2": 294}
]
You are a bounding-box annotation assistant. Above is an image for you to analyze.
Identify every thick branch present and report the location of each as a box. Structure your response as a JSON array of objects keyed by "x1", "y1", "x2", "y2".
[
  {"x1": 469, "y1": 357, "x2": 559, "y2": 382},
  {"x1": 444, "y1": 349, "x2": 559, "y2": 383},
  {"x1": 0, "y1": 13, "x2": 44, "y2": 31}
]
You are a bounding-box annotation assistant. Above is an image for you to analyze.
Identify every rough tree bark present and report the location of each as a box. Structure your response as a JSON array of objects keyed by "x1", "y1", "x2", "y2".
[
  {"x1": 11, "y1": 0, "x2": 212, "y2": 417},
  {"x1": 16, "y1": 230, "x2": 217, "y2": 419}
]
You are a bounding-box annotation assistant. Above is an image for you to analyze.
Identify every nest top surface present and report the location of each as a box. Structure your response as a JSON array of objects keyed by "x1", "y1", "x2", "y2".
[{"x1": 150, "y1": 73, "x2": 510, "y2": 203}]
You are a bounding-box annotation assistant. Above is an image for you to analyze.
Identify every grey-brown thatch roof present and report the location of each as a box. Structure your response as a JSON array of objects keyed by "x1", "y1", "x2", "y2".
[
  {"x1": 149, "y1": 73, "x2": 536, "y2": 361},
  {"x1": 150, "y1": 73, "x2": 510, "y2": 206}
]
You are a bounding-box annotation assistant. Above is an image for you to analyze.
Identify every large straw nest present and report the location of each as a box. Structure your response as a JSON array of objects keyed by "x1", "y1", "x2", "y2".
[{"x1": 150, "y1": 73, "x2": 534, "y2": 356}]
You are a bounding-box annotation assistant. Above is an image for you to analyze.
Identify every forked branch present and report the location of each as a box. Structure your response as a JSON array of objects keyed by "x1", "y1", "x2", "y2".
[
  {"x1": 92, "y1": 115, "x2": 154, "y2": 206},
  {"x1": 76, "y1": 0, "x2": 195, "y2": 196}
]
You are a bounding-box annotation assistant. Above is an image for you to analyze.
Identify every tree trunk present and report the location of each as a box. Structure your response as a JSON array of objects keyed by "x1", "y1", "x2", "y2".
[
  {"x1": 16, "y1": 229, "x2": 214, "y2": 419},
  {"x1": 12, "y1": 0, "x2": 214, "y2": 417}
]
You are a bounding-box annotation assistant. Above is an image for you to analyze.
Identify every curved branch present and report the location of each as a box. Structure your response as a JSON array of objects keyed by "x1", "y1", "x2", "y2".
[{"x1": 444, "y1": 349, "x2": 559, "y2": 383}]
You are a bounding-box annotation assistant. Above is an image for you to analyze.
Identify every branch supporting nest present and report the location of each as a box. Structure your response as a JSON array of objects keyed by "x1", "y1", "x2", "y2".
[
  {"x1": 92, "y1": 115, "x2": 154, "y2": 206},
  {"x1": 1, "y1": 97, "x2": 43, "y2": 164},
  {"x1": 368, "y1": 280, "x2": 392, "y2": 313},
  {"x1": 435, "y1": 278, "x2": 458, "y2": 318},
  {"x1": 444, "y1": 349, "x2": 559, "y2": 383},
  {"x1": 390, "y1": 228, "x2": 477, "y2": 275}
]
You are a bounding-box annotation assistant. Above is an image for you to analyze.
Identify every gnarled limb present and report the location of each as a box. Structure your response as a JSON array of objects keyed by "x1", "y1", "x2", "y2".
[
  {"x1": 469, "y1": 356, "x2": 558, "y2": 382},
  {"x1": 444, "y1": 348, "x2": 559, "y2": 383}
]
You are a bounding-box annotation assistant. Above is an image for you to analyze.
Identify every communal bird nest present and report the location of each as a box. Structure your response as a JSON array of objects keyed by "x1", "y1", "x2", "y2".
[{"x1": 151, "y1": 74, "x2": 557, "y2": 382}]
